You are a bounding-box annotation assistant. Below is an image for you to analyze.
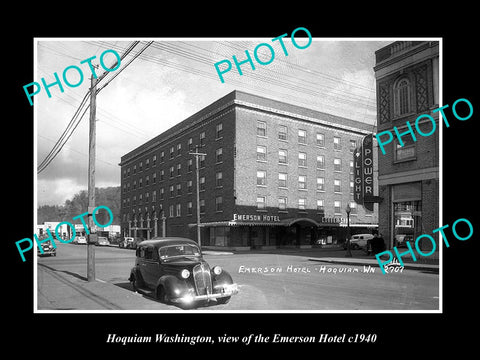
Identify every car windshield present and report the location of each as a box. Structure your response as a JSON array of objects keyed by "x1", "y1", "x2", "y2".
[{"x1": 159, "y1": 244, "x2": 201, "y2": 260}]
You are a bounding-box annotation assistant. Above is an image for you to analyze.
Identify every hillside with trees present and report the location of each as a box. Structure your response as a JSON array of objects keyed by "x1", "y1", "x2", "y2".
[{"x1": 38, "y1": 187, "x2": 120, "y2": 225}]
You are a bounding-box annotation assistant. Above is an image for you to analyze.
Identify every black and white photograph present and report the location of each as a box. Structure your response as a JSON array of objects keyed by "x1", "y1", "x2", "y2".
[{"x1": 8, "y1": 13, "x2": 479, "y2": 355}]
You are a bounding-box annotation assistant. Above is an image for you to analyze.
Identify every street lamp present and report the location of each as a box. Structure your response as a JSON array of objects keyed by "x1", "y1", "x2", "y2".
[{"x1": 345, "y1": 203, "x2": 352, "y2": 257}]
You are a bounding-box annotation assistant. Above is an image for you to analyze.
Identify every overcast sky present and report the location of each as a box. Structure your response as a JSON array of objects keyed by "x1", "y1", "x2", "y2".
[{"x1": 35, "y1": 37, "x2": 389, "y2": 206}]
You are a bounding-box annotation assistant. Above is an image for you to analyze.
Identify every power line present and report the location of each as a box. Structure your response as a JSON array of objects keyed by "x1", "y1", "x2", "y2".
[{"x1": 37, "y1": 41, "x2": 143, "y2": 174}]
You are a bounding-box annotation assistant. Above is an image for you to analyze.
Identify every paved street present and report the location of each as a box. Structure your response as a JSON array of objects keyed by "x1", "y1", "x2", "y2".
[{"x1": 36, "y1": 242, "x2": 439, "y2": 311}]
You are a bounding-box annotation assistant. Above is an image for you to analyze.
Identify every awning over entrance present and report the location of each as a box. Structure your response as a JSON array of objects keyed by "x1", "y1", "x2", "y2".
[{"x1": 191, "y1": 217, "x2": 322, "y2": 228}]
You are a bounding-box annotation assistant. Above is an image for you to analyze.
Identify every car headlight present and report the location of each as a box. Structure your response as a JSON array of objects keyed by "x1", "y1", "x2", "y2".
[
  {"x1": 180, "y1": 269, "x2": 190, "y2": 279},
  {"x1": 213, "y1": 266, "x2": 222, "y2": 275}
]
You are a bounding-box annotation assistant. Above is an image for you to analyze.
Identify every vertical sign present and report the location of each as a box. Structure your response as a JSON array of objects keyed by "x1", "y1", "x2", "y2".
[
  {"x1": 362, "y1": 134, "x2": 374, "y2": 211},
  {"x1": 353, "y1": 144, "x2": 363, "y2": 205}
]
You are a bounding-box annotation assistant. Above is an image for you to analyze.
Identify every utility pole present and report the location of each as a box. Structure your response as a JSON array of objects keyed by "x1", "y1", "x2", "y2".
[
  {"x1": 189, "y1": 146, "x2": 207, "y2": 248},
  {"x1": 87, "y1": 73, "x2": 98, "y2": 281}
]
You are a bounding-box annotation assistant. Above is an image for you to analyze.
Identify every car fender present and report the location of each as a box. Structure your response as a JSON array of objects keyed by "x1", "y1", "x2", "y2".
[
  {"x1": 157, "y1": 275, "x2": 190, "y2": 298},
  {"x1": 212, "y1": 270, "x2": 234, "y2": 288}
]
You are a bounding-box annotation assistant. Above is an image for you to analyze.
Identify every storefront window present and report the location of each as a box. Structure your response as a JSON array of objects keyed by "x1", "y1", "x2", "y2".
[
  {"x1": 393, "y1": 200, "x2": 422, "y2": 247},
  {"x1": 209, "y1": 226, "x2": 230, "y2": 246}
]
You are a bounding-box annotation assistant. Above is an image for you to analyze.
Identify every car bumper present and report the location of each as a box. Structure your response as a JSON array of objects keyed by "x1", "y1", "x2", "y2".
[{"x1": 171, "y1": 284, "x2": 238, "y2": 304}]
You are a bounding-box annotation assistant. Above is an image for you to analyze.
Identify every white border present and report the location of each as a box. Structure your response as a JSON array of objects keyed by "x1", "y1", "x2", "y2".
[{"x1": 33, "y1": 37, "x2": 442, "y2": 314}]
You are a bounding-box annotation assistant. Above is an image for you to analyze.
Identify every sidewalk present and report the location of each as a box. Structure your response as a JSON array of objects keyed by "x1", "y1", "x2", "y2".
[{"x1": 37, "y1": 263, "x2": 170, "y2": 311}]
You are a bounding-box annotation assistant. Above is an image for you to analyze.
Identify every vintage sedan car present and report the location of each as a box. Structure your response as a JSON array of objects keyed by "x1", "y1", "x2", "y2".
[
  {"x1": 37, "y1": 240, "x2": 56, "y2": 257},
  {"x1": 76, "y1": 236, "x2": 87, "y2": 245},
  {"x1": 96, "y1": 236, "x2": 110, "y2": 246},
  {"x1": 129, "y1": 237, "x2": 238, "y2": 308}
]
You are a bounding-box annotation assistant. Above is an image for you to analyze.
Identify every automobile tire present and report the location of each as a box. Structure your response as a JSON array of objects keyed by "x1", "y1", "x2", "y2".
[
  {"x1": 351, "y1": 244, "x2": 359, "y2": 250},
  {"x1": 217, "y1": 296, "x2": 231, "y2": 305},
  {"x1": 156, "y1": 286, "x2": 170, "y2": 305}
]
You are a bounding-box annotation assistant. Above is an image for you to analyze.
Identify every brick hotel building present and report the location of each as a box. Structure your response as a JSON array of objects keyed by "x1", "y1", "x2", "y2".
[{"x1": 119, "y1": 90, "x2": 378, "y2": 250}]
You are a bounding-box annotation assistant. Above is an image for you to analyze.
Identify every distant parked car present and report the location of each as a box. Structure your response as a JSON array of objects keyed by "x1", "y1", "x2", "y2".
[
  {"x1": 37, "y1": 240, "x2": 56, "y2": 257},
  {"x1": 96, "y1": 237, "x2": 110, "y2": 246},
  {"x1": 76, "y1": 236, "x2": 87, "y2": 245},
  {"x1": 129, "y1": 237, "x2": 238, "y2": 308},
  {"x1": 344, "y1": 234, "x2": 374, "y2": 250}
]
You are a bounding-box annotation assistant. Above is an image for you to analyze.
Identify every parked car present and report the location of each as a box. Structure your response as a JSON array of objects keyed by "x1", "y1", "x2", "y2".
[
  {"x1": 96, "y1": 236, "x2": 110, "y2": 246},
  {"x1": 129, "y1": 237, "x2": 238, "y2": 308},
  {"x1": 119, "y1": 236, "x2": 132, "y2": 248},
  {"x1": 344, "y1": 234, "x2": 374, "y2": 250},
  {"x1": 76, "y1": 236, "x2": 87, "y2": 245},
  {"x1": 37, "y1": 240, "x2": 56, "y2": 257},
  {"x1": 395, "y1": 234, "x2": 413, "y2": 248}
]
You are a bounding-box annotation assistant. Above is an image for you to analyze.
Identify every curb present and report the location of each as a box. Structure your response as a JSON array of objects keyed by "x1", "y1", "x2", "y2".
[{"x1": 308, "y1": 257, "x2": 439, "y2": 273}]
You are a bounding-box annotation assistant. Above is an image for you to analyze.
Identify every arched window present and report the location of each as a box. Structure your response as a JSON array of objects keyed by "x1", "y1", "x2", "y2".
[{"x1": 394, "y1": 77, "x2": 411, "y2": 116}]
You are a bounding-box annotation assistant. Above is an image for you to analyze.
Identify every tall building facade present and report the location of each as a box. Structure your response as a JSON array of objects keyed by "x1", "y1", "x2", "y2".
[
  {"x1": 374, "y1": 41, "x2": 440, "y2": 250},
  {"x1": 119, "y1": 90, "x2": 378, "y2": 250}
]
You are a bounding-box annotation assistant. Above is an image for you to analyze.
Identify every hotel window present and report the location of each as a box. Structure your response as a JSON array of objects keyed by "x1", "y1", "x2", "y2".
[
  {"x1": 334, "y1": 179, "x2": 342, "y2": 193},
  {"x1": 187, "y1": 201, "x2": 193, "y2": 215},
  {"x1": 153, "y1": 172, "x2": 157, "y2": 184},
  {"x1": 394, "y1": 137, "x2": 416, "y2": 162},
  {"x1": 187, "y1": 159, "x2": 193, "y2": 172},
  {"x1": 152, "y1": 190, "x2": 156, "y2": 202},
  {"x1": 278, "y1": 125, "x2": 288, "y2": 141},
  {"x1": 316, "y1": 177, "x2": 325, "y2": 191},
  {"x1": 278, "y1": 197, "x2": 287, "y2": 211},
  {"x1": 279, "y1": 173, "x2": 287, "y2": 188},
  {"x1": 200, "y1": 199, "x2": 205, "y2": 214},
  {"x1": 160, "y1": 169, "x2": 164, "y2": 181},
  {"x1": 169, "y1": 204, "x2": 174, "y2": 218},
  {"x1": 170, "y1": 146, "x2": 175, "y2": 159},
  {"x1": 132, "y1": 196, "x2": 136, "y2": 206},
  {"x1": 350, "y1": 181, "x2": 354, "y2": 194},
  {"x1": 316, "y1": 133, "x2": 325, "y2": 147},
  {"x1": 216, "y1": 123, "x2": 223, "y2": 139},
  {"x1": 133, "y1": 180, "x2": 136, "y2": 189},
  {"x1": 176, "y1": 203, "x2": 181, "y2": 217},
  {"x1": 394, "y1": 77, "x2": 411, "y2": 116},
  {"x1": 298, "y1": 152, "x2": 307, "y2": 167},
  {"x1": 160, "y1": 151, "x2": 164, "y2": 163},
  {"x1": 176, "y1": 183, "x2": 182, "y2": 196},
  {"x1": 334, "y1": 136, "x2": 342, "y2": 151},
  {"x1": 298, "y1": 129, "x2": 307, "y2": 144},
  {"x1": 298, "y1": 198, "x2": 306, "y2": 211},
  {"x1": 169, "y1": 185, "x2": 174, "y2": 198},
  {"x1": 298, "y1": 175, "x2": 307, "y2": 190},
  {"x1": 257, "y1": 196, "x2": 266, "y2": 210},
  {"x1": 316, "y1": 155, "x2": 325, "y2": 169},
  {"x1": 279, "y1": 149, "x2": 288, "y2": 164},
  {"x1": 146, "y1": 175, "x2": 149, "y2": 186},
  {"x1": 188, "y1": 137, "x2": 194, "y2": 151},
  {"x1": 145, "y1": 192, "x2": 149, "y2": 202},
  {"x1": 349, "y1": 202, "x2": 357, "y2": 214},
  {"x1": 216, "y1": 148, "x2": 223, "y2": 163},
  {"x1": 200, "y1": 176, "x2": 205, "y2": 191},
  {"x1": 160, "y1": 188, "x2": 164, "y2": 200},
  {"x1": 257, "y1": 121, "x2": 267, "y2": 137},
  {"x1": 127, "y1": 167, "x2": 130, "y2": 177},
  {"x1": 177, "y1": 163, "x2": 181, "y2": 176},
  {"x1": 257, "y1": 170, "x2": 267, "y2": 186},
  {"x1": 139, "y1": 194, "x2": 143, "y2": 203},
  {"x1": 317, "y1": 199, "x2": 324, "y2": 212},
  {"x1": 257, "y1": 145, "x2": 267, "y2": 161},
  {"x1": 200, "y1": 131, "x2": 206, "y2": 147},
  {"x1": 216, "y1": 171, "x2": 223, "y2": 187},
  {"x1": 133, "y1": 165, "x2": 136, "y2": 174},
  {"x1": 177, "y1": 143, "x2": 182, "y2": 156},
  {"x1": 187, "y1": 180, "x2": 193, "y2": 193},
  {"x1": 153, "y1": 155, "x2": 156, "y2": 166},
  {"x1": 350, "y1": 140, "x2": 357, "y2": 153},
  {"x1": 146, "y1": 159, "x2": 150, "y2": 169},
  {"x1": 139, "y1": 178, "x2": 143, "y2": 188},
  {"x1": 139, "y1": 161, "x2": 143, "y2": 172},
  {"x1": 349, "y1": 160, "x2": 354, "y2": 174},
  {"x1": 334, "y1": 158, "x2": 342, "y2": 172},
  {"x1": 334, "y1": 200, "x2": 342, "y2": 214},
  {"x1": 200, "y1": 155, "x2": 206, "y2": 168},
  {"x1": 170, "y1": 166, "x2": 174, "y2": 178},
  {"x1": 215, "y1": 196, "x2": 223, "y2": 212}
]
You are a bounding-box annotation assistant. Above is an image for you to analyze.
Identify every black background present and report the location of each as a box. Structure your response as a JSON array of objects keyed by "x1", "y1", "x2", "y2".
[{"x1": 7, "y1": 7, "x2": 478, "y2": 355}]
